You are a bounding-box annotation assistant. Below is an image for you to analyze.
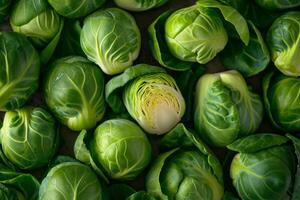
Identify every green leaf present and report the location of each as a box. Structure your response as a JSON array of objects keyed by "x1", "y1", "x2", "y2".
[
  {"x1": 148, "y1": 10, "x2": 201, "y2": 71},
  {"x1": 286, "y1": 134, "x2": 300, "y2": 200},
  {"x1": 197, "y1": 0, "x2": 249, "y2": 45},
  {"x1": 221, "y1": 21, "x2": 270, "y2": 77},
  {"x1": 176, "y1": 66, "x2": 205, "y2": 124},
  {"x1": 227, "y1": 133, "x2": 289, "y2": 153},
  {"x1": 126, "y1": 191, "x2": 157, "y2": 200},
  {"x1": 109, "y1": 184, "x2": 136, "y2": 200},
  {"x1": 146, "y1": 149, "x2": 178, "y2": 200},
  {"x1": 105, "y1": 64, "x2": 166, "y2": 113},
  {"x1": 41, "y1": 19, "x2": 64, "y2": 65},
  {"x1": 74, "y1": 130, "x2": 109, "y2": 183}
]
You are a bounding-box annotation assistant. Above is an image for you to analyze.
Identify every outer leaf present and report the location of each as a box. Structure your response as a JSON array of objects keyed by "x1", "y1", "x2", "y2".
[
  {"x1": 255, "y1": 0, "x2": 300, "y2": 10},
  {"x1": 105, "y1": 64, "x2": 166, "y2": 113},
  {"x1": 0, "y1": 0, "x2": 11, "y2": 23},
  {"x1": 227, "y1": 133, "x2": 289, "y2": 153},
  {"x1": 109, "y1": 184, "x2": 136, "y2": 200},
  {"x1": 219, "y1": 0, "x2": 279, "y2": 29},
  {"x1": 48, "y1": 0, "x2": 106, "y2": 18},
  {"x1": 148, "y1": 10, "x2": 200, "y2": 71},
  {"x1": 114, "y1": 0, "x2": 169, "y2": 11},
  {"x1": 126, "y1": 191, "x2": 157, "y2": 200},
  {"x1": 286, "y1": 134, "x2": 300, "y2": 200},
  {"x1": 160, "y1": 123, "x2": 224, "y2": 185},
  {"x1": 0, "y1": 164, "x2": 40, "y2": 200},
  {"x1": 197, "y1": 0, "x2": 249, "y2": 45},
  {"x1": 40, "y1": 19, "x2": 64, "y2": 65},
  {"x1": 55, "y1": 19, "x2": 84, "y2": 58},
  {"x1": 176, "y1": 66, "x2": 205, "y2": 124},
  {"x1": 221, "y1": 21, "x2": 270, "y2": 77},
  {"x1": 74, "y1": 130, "x2": 109, "y2": 183},
  {"x1": 146, "y1": 149, "x2": 178, "y2": 200}
]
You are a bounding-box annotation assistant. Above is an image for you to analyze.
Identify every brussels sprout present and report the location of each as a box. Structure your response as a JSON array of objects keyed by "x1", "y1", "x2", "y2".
[
  {"x1": 0, "y1": 164, "x2": 40, "y2": 200},
  {"x1": 39, "y1": 160, "x2": 107, "y2": 200},
  {"x1": 0, "y1": 0, "x2": 11, "y2": 23},
  {"x1": 165, "y1": 5, "x2": 228, "y2": 64},
  {"x1": 0, "y1": 106, "x2": 59, "y2": 170},
  {"x1": 74, "y1": 119, "x2": 152, "y2": 180},
  {"x1": 44, "y1": 56, "x2": 106, "y2": 131},
  {"x1": 194, "y1": 70, "x2": 263, "y2": 147},
  {"x1": 0, "y1": 32, "x2": 40, "y2": 111},
  {"x1": 255, "y1": 0, "x2": 300, "y2": 10},
  {"x1": 149, "y1": 0, "x2": 249, "y2": 70},
  {"x1": 114, "y1": 0, "x2": 168, "y2": 11},
  {"x1": 146, "y1": 123, "x2": 224, "y2": 200},
  {"x1": 267, "y1": 11, "x2": 300, "y2": 77},
  {"x1": 48, "y1": 0, "x2": 106, "y2": 18},
  {"x1": 81, "y1": 8, "x2": 141, "y2": 75},
  {"x1": 106, "y1": 64, "x2": 185, "y2": 135},
  {"x1": 10, "y1": 0, "x2": 63, "y2": 64},
  {"x1": 228, "y1": 134, "x2": 300, "y2": 200},
  {"x1": 263, "y1": 71, "x2": 300, "y2": 132},
  {"x1": 221, "y1": 21, "x2": 270, "y2": 77}
]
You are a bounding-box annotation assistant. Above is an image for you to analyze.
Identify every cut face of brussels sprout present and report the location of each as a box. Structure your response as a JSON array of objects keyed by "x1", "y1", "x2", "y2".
[
  {"x1": 263, "y1": 72, "x2": 300, "y2": 132},
  {"x1": 228, "y1": 134, "x2": 298, "y2": 200},
  {"x1": 48, "y1": 0, "x2": 106, "y2": 18},
  {"x1": 0, "y1": 32, "x2": 40, "y2": 111},
  {"x1": 267, "y1": 11, "x2": 300, "y2": 77},
  {"x1": 0, "y1": 0, "x2": 11, "y2": 23},
  {"x1": 255, "y1": 0, "x2": 300, "y2": 10},
  {"x1": 81, "y1": 8, "x2": 141, "y2": 75},
  {"x1": 44, "y1": 56, "x2": 106, "y2": 131},
  {"x1": 89, "y1": 119, "x2": 152, "y2": 180},
  {"x1": 0, "y1": 107, "x2": 58, "y2": 170},
  {"x1": 39, "y1": 162, "x2": 106, "y2": 200},
  {"x1": 194, "y1": 70, "x2": 263, "y2": 147},
  {"x1": 113, "y1": 0, "x2": 168, "y2": 11},
  {"x1": 146, "y1": 124, "x2": 224, "y2": 200},
  {"x1": 165, "y1": 6, "x2": 228, "y2": 64},
  {"x1": 0, "y1": 164, "x2": 40, "y2": 200},
  {"x1": 123, "y1": 73, "x2": 185, "y2": 135},
  {"x1": 10, "y1": 0, "x2": 62, "y2": 47}
]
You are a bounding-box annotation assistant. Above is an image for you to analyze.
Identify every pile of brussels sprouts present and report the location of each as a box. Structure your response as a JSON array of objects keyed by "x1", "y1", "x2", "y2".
[{"x1": 0, "y1": 0, "x2": 300, "y2": 199}]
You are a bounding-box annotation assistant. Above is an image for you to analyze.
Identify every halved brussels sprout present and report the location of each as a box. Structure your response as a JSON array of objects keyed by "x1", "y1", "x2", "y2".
[
  {"x1": 44, "y1": 56, "x2": 106, "y2": 131},
  {"x1": 0, "y1": 0, "x2": 11, "y2": 23},
  {"x1": 194, "y1": 70, "x2": 263, "y2": 147},
  {"x1": 114, "y1": 0, "x2": 169, "y2": 11},
  {"x1": 228, "y1": 134, "x2": 300, "y2": 200},
  {"x1": 10, "y1": 0, "x2": 63, "y2": 64},
  {"x1": 106, "y1": 64, "x2": 185, "y2": 135},
  {"x1": 0, "y1": 32, "x2": 40, "y2": 111},
  {"x1": 255, "y1": 0, "x2": 300, "y2": 10},
  {"x1": 0, "y1": 164, "x2": 40, "y2": 200},
  {"x1": 124, "y1": 73, "x2": 185, "y2": 135},
  {"x1": 39, "y1": 160, "x2": 107, "y2": 200},
  {"x1": 267, "y1": 11, "x2": 300, "y2": 77},
  {"x1": 263, "y1": 72, "x2": 300, "y2": 132},
  {"x1": 146, "y1": 123, "x2": 224, "y2": 200},
  {"x1": 149, "y1": 0, "x2": 249, "y2": 70},
  {"x1": 48, "y1": 0, "x2": 106, "y2": 18},
  {"x1": 81, "y1": 8, "x2": 141, "y2": 75},
  {"x1": 0, "y1": 107, "x2": 59, "y2": 170},
  {"x1": 74, "y1": 119, "x2": 152, "y2": 180}
]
